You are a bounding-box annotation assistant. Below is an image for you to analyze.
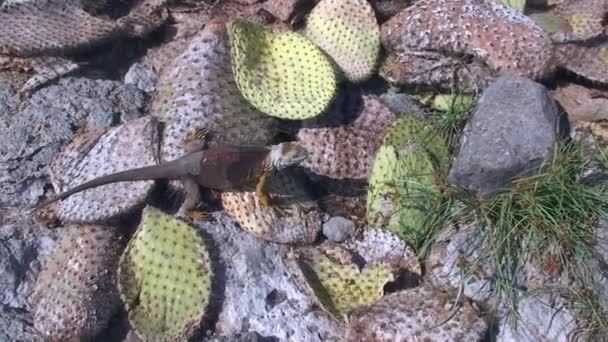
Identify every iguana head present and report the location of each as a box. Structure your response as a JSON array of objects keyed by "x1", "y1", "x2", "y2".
[{"x1": 269, "y1": 142, "x2": 309, "y2": 171}]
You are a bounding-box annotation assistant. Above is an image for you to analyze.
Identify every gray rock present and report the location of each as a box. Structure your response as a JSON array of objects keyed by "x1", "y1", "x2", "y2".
[
  {"x1": 497, "y1": 294, "x2": 578, "y2": 342},
  {"x1": 0, "y1": 207, "x2": 58, "y2": 342},
  {"x1": 0, "y1": 306, "x2": 44, "y2": 342},
  {"x1": 379, "y1": 91, "x2": 425, "y2": 118},
  {"x1": 198, "y1": 212, "x2": 343, "y2": 341},
  {"x1": 426, "y1": 223, "x2": 494, "y2": 303},
  {"x1": 204, "y1": 331, "x2": 276, "y2": 342},
  {"x1": 124, "y1": 62, "x2": 158, "y2": 93},
  {"x1": 449, "y1": 75, "x2": 559, "y2": 196},
  {"x1": 322, "y1": 216, "x2": 356, "y2": 242},
  {"x1": 0, "y1": 77, "x2": 146, "y2": 207},
  {"x1": 0, "y1": 207, "x2": 58, "y2": 310}
]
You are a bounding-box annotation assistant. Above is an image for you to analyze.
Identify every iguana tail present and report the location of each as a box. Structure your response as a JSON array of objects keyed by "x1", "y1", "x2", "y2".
[{"x1": 36, "y1": 151, "x2": 203, "y2": 210}]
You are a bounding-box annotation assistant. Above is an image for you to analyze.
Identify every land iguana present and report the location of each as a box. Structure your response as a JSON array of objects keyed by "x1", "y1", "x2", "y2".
[{"x1": 36, "y1": 134, "x2": 309, "y2": 219}]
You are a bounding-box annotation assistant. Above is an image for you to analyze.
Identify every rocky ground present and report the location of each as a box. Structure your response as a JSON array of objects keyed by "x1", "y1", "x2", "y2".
[{"x1": 1, "y1": 0, "x2": 608, "y2": 341}]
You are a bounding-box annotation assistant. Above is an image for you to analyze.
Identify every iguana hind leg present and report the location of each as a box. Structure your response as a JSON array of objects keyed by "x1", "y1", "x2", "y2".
[
  {"x1": 256, "y1": 172, "x2": 272, "y2": 207},
  {"x1": 176, "y1": 176, "x2": 209, "y2": 222}
]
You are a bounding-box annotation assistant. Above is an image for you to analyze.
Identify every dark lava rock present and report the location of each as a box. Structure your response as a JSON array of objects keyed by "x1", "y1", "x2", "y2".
[
  {"x1": 0, "y1": 77, "x2": 146, "y2": 207},
  {"x1": 449, "y1": 75, "x2": 559, "y2": 196}
]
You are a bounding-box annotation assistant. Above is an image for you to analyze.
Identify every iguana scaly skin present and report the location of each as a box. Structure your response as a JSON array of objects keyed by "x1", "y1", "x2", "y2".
[{"x1": 37, "y1": 141, "x2": 309, "y2": 215}]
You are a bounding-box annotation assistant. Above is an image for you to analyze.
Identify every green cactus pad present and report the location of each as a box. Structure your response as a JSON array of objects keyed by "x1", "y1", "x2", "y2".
[
  {"x1": 431, "y1": 94, "x2": 476, "y2": 114},
  {"x1": 118, "y1": 206, "x2": 213, "y2": 341},
  {"x1": 227, "y1": 18, "x2": 338, "y2": 120},
  {"x1": 366, "y1": 116, "x2": 447, "y2": 244},
  {"x1": 366, "y1": 144, "x2": 439, "y2": 243},
  {"x1": 529, "y1": 12, "x2": 570, "y2": 33},
  {"x1": 382, "y1": 115, "x2": 449, "y2": 168},
  {"x1": 305, "y1": 0, "x2": 380, "y2": 82},
  {"x1": 295, "y1": 246, "x2": 394, "y2": 321}
]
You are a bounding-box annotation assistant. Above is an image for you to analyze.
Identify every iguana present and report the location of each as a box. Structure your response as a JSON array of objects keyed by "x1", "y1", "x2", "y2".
[{"x1": 36, "y1": 136, "x2": 309, "y2": 219}]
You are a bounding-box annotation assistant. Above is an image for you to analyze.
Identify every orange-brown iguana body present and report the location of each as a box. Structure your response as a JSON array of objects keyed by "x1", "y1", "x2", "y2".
[{"x1": 36, "y1": 140, "x2": 309, "y2": 219}]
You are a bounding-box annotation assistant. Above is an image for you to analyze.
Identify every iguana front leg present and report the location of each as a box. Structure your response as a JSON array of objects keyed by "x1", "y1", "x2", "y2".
[
  {"x1": 182, "y1": 128, "x2": 210, "y2": 153},
  {"x1": 256, "y1": 172, "x2": 272, "y2": 207},
  {"x1": 176, "y1": 176, "x2": 208, "y2": 221}
]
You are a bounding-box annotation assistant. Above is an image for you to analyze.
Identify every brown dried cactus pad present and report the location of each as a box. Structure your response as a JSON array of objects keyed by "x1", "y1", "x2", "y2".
[
  {"x1": 381, "y1": 0, "x2": 555, "y2": 80},
  {"x1": 0, "y1": 0, "x2": 119, "y2": 56},
  {"x1": 33, "y1": 225, "x2": 122, "y2": 341},
  {"x1": 151, "y1": 18, "x2": 277, "y2": 162},
  {"x1": 221, "y1": 170, "x2": 322, "y2": 244},
  {"x1": 345, "y1": 285, "x2": 488, "y2": 341},
  {"x1": 554, "y1": 83, "x2": 608, "y2": 123},
  {"x1": 49, "y1": 116, "x2": 158, "y2": 223},
  {"x1": 555, "y1": 0, "x2": 608, "y2": 40},
  {"x1": 297, "y1": 94, "x2": 398, "y2": 180},
  {"x1": 558, "y1": 41, "x2": 608, "y2": 85}
]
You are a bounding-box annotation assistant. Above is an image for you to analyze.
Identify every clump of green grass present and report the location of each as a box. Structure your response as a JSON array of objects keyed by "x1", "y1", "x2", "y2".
[
  {"x1": 429, "y1": 92, "x2": 476, "y2": 152},
  {"x1": 441, "y1": 140, "x2": 608, "y2": 336}
]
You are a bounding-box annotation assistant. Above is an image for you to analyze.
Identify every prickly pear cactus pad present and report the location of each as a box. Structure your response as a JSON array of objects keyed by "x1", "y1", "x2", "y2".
[
  {"x1": 32, "y1": 225, "x2": 122, "y2": 341},
  {"x1": 345, "y1": 285, "x2": 488, "y2": 341},
  {"x1": 118, "y1": 206, "x2": 213, "y2": 342},
  {"x1": 305, "y1": 0, "x2": 380, "y2": 82},
  {"x1": 496, "y1": 0, "x2": 525, "y2": 12},
  {"x1": 382, "y1": 115, "x2": 449, "y2": 170},
  {"x1": 297, "y1": 94, "x2": 398, "y2": 180},
  {"x1": 381, "y1": 0, "x2": 555, "y2": 80},
  {"x1": 292, "y1": 244, "x2": 394, "y2": 322},
  {"x1": 0, "y1": 0, "x2": 119, "y2": 56},
  {"x1": 344, "y1": 228, "x2": 421, "y2": 275},
  {"x1": 49, "y1": 116, "x2": 158, "y2": 223},
  {"x1": 220, "y1": 171, "x2": 322, "y2": 244},
  {"x1": 558, "y1": 42, "x2": 608, "y2": 85},
  {"x1": 555, "y1": 0, "x2": 608, "y2": 40},
  {"x1": 227, "y1": 18, "x2": 338, "y2": 119},
  {"x1": 152, "y1": 18, "x2": 277, "y2": 162},
  {"x1": 366, "y1": 116, "x2": 447, "y2": 244}
]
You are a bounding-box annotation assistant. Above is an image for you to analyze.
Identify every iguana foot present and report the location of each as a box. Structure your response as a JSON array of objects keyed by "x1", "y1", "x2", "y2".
[
  {"x1": 258, "y1": 192, "x2": 273, "y2": 207},
  {"x1": 182, "y1": 128, "x2": 210, "y2": 152},
  {"x1": 256, "y1": 172, "x2": 273, "y2": 207},
  {"x1": 184, "y1": 207, "x2": 210, "y2": 222}
]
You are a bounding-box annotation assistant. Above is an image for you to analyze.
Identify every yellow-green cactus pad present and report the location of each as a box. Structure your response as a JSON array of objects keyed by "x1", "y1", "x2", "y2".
[
  {"x1": 295, "y1": 246, "x2": 394, "y2": 322},
  {"x1": 305, "y1": 0, "x2": 380, "y2": 82},
  {"x1": 118, "y1": 206, "x2": 213, "y2": 342},
  {"x1": 227, "y1": 18, "x2": 338, "y2": 119},
  {"x1": 220, "y1": 171, "x2": 322, "y2": 244}
]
